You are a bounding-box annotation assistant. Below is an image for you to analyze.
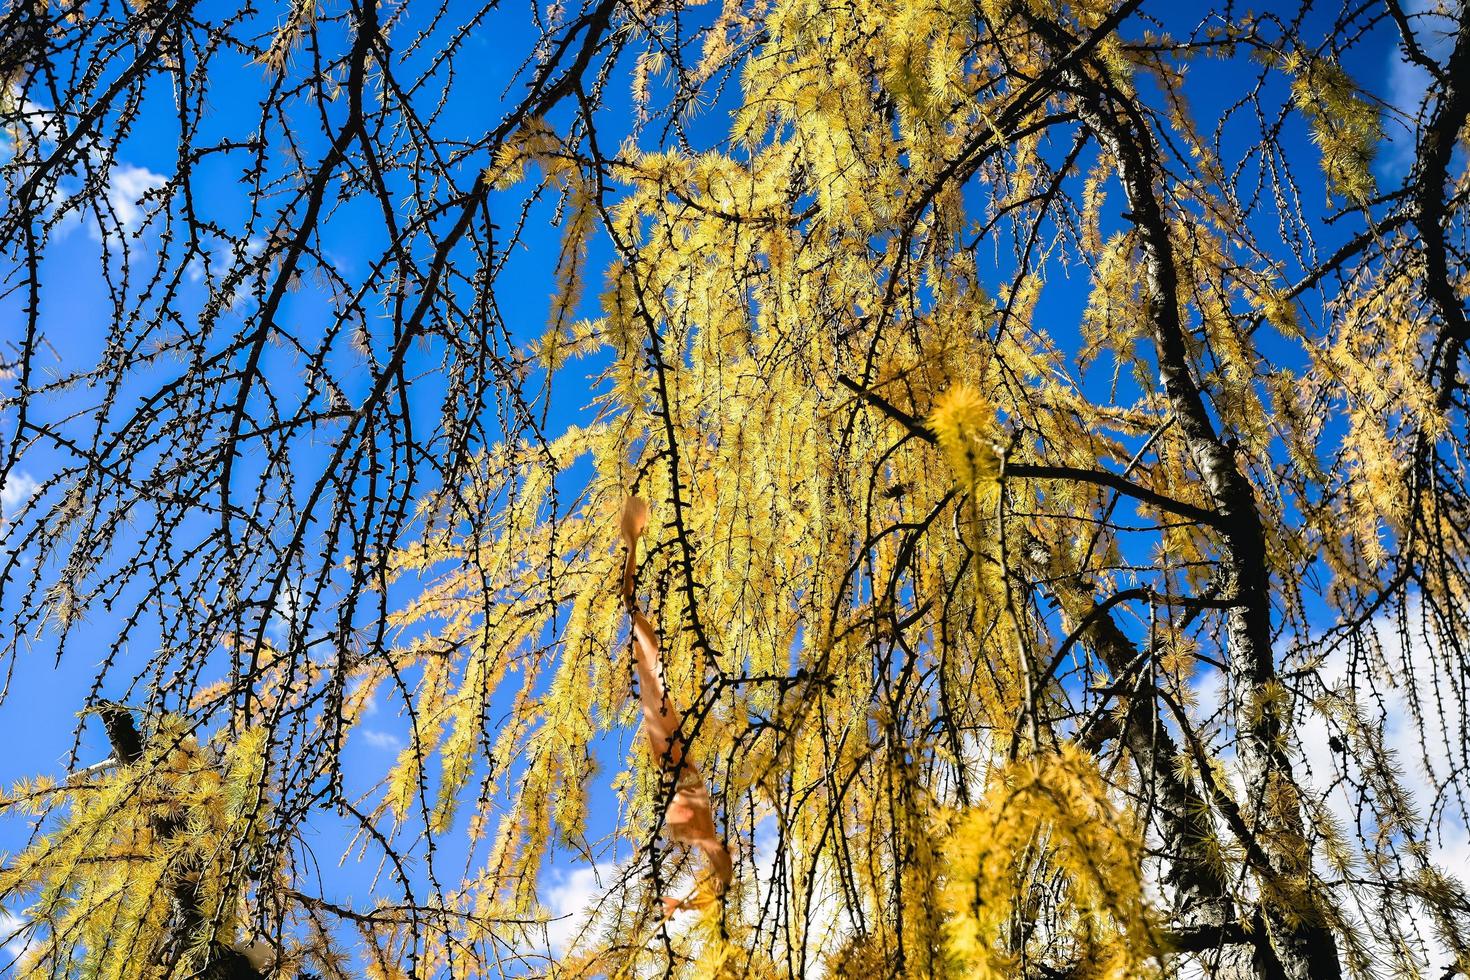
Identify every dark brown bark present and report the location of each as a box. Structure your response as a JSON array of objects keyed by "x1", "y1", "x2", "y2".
[
  {"x1": 1016, "y1": 536, "x2": 1259, "y2": 977},
  {"x1": 1024, "y1": 12, "x2": 1343, "y2": 978},
  {"x1": 1416, "y1": 4, "x2": 1470, "y2": 408}
]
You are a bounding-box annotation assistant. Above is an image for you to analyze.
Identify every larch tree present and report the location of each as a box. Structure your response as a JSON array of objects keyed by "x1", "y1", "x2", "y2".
[{"x1": 1, "y1": 0, "x2": 1469, "y2": 977}]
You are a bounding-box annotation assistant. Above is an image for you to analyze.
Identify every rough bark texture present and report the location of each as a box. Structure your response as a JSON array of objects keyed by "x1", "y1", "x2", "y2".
[
  {"x1": 1025, "y1": 13, "x2": 1345, "y2": 978},
  {"x1": 1417, "y1": 4, "x2": 1470, "y2": 407},
  {"x1": 1019, "y1": 538, "x2": 1258, "y2": 978}
]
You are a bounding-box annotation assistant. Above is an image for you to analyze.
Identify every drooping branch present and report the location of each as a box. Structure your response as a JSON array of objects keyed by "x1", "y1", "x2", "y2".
[
  {"x1": 837, "y1": 374, "x2": 1222, "y2": 526},
  {"x1": 1027, "y1": 11, "x2": 1343, "y2": 976}
]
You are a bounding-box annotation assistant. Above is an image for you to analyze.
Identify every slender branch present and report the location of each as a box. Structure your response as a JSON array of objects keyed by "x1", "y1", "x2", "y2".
[{"x1": 837, "y1": 374, "x2": 1221, "y2": 526}]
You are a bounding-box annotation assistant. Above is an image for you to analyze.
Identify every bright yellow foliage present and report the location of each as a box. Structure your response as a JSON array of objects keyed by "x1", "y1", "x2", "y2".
[
  {"x1": 0, "y1": 720, "x2": 272, "y2": 978},
  {"x1": 941, "y1": 744, "x2": 1158, "y2": 979},
  {"x1": 5, "y1": 0, "x2": 1470, "y2": 978}
]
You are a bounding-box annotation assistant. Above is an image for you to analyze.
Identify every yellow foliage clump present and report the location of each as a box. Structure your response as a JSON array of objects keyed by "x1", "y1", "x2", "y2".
[
  {"x1": 928, "y1": 384, "x2": 1000, "y2": 490},
  {"x1": 0, "y1": 717, "x2": 273, "y2": 979},
  {"x1": 941, "y1": 743, "x2": 1160, "y2": 979},
  {"x1": 1284, "y1": 52, "x2": 1380, "y2": 203}
]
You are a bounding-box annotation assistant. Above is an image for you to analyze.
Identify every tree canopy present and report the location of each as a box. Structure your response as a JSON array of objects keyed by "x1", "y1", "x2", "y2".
[{"x1": 2, "y1": 0, "x2": 1469, "y2": 977}]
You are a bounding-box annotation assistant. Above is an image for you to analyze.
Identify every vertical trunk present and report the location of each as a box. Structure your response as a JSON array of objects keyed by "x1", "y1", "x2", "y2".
[
  {"x1": 1024, "y1": 14, "x2": 1343, "y2": 978},
  {"x1": 1415, "y1": 4, "x2": 1470, "y2": 406},
  {"x1": 1020, "y1": 540, "x2": 1255, "y2": 978}
]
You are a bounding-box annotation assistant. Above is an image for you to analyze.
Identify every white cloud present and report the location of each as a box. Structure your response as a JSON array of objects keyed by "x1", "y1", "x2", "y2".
[
  {"x1": 1189, "y1": 598, "x2": 1470, "y2": 978},
  {"x1": 347, "y1": 673, "x2": 380, "y2": 716},
  {"x1": 0, "y1": 909, "x2": 36, "y2": 967},
  {"x1": 1381, "y1": 0, "x2": 1458, "y2": 175},
  {"x1": 39, "y1": 157, "x2": 167, "y2": 245},
  {"x1": 0, "y1": 95, "x2": 66, "y2": 159},
  {"x1": 0, "y1": 469, "x2": 38, "y2": 520},
  {"x1": 1175, "y1": 588, "x2": 1470, "y2": 977},
  {"x1": 3, "y1": 91, "x2": 167, "y2": 244},
  {"x1": 535, "y1": 857, "x2": 708, "y2": 960},
  {"x1": 358, "y1": 728, "x2": 403, "y2": 752},
  {"x1": 531, "y1": 825, "x2": 848, "y2": 972},
  {"x1": 94, "y1": 162, "x2": 167, "y2": 239},
  {"x1": 542, "y1": 864, "x2": 612, "y2": 955},
  {"x1": 267, "y1": 580, "x2": 301, "y2": 641}
]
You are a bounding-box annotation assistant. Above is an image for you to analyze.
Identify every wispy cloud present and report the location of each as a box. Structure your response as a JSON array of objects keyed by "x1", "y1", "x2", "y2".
[
  {"x1": 1380, "y1": 0, "x2": 1457, "y2": 176},
  {"x1": 266, "y1": 580, "x2": 301, "y2": 642},
  {"x1": 90, "y1": 161, "x2": 168, "y2": 242},
  {"x1": 1298, "y1": 611, "x2": 1470, "y2": 976},
  {"x1": 3, "y1": 90, "x2": 168, "y2": 244},
  {"x1": 0, "y1": 469, "x2": 38, "y2": 520},
  {"x1": 541, "y1": 864, "x2": 611, "y2": 955},
  {"x1": 0, "y1": 909, "x2": 36, "y2": 967},
  {"x1": 1190, "y1": 600, "x2": 1470, "y2": 977},
  {"x1": 359, "y1": 728, "x2": 404, "y2": 752}
]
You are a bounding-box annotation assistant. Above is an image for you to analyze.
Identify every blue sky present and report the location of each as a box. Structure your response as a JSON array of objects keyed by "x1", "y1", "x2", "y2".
[
  {"x1": 0, "y1": 0, "x2": 719, "y2": 969},
  {"x1": 0, "y1": 0, "x2": 1457, "y2": 973}
]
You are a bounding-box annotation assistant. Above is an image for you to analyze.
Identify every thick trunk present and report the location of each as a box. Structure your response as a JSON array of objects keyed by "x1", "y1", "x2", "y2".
[
  {"x1": 1023, "y1": 13, "x2": 1343, "y2": 977},
  {"x1": 1019, "y1": 540, "x2": 1256, "y2": 978},
  {"x1": 1416, "y1": 4, "x2": 1470, "y2": 406}
]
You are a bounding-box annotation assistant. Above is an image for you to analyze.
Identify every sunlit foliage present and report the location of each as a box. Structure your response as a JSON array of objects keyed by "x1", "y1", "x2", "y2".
[{"x1": 3, "y1": 0, "x2": 1470, "y2": 977}]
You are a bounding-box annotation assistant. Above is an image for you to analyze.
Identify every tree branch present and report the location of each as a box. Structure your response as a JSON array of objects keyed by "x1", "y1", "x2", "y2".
[{"x1": 837, "y1": 374, "x2": 1222, "y2": 526}]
